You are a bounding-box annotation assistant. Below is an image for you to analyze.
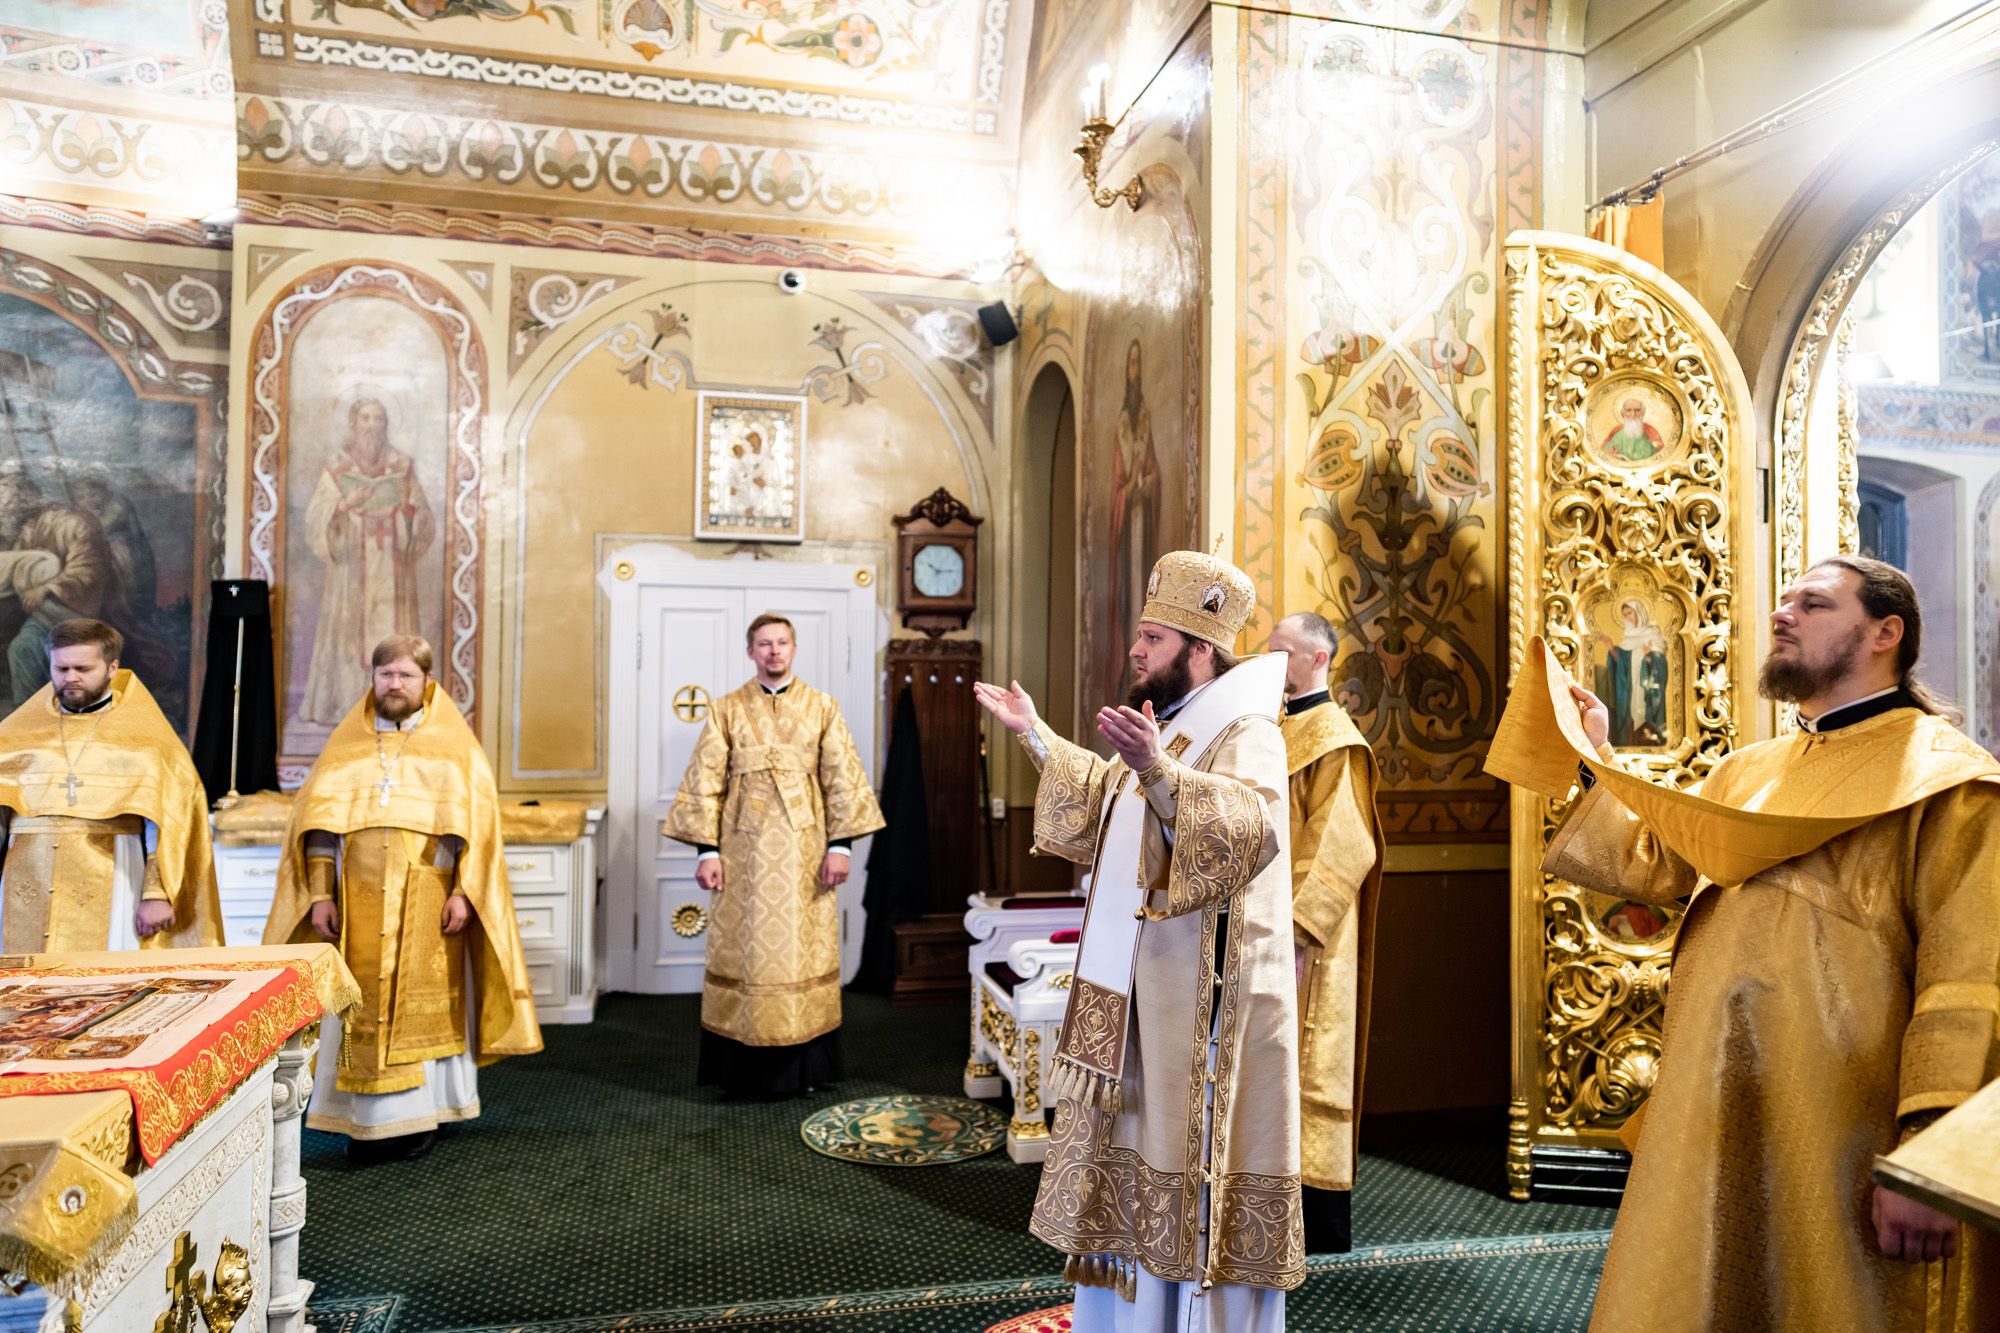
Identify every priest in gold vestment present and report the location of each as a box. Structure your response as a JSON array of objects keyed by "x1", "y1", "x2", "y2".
[
  {"x1": 976, "y1": 550, "x2": 1301, "y2": 1333},
  {"x1": 663, "y1": 613, "x2": 884, "y2": 1098},
  {"x1": 1491, "y1": 557, "x2": 2000, "y2": 1332},
  {"x1": 0, "y1": 618, "x2": 219, "y2": 952},
  {"x1": 1269, "y1": 611, "x2": 1383, "y2": 1254},
  {"x1": 265, "y1": 635, "x2": 541, "y2": 1161}
]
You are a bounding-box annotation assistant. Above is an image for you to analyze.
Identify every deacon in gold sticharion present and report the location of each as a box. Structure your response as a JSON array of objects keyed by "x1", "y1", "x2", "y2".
[
  {"x1": 1267, "y1": 611, "x2": 1383, "y2": 1254},
  {"x1": 265, "y1": 634, "x2": 541, "y2": 1162},
  {"x1": 1488, "y1": 556, "x2": 2000, "y2": 1332},
  {"x1": 0, "y1": 617, "x2": 219, "y2": 952},
  {"x1": 663, "y1": 613, "x2": 885, "y2": 1098},
  {"x1": 976, "y1": 549, "x2": 1301, "y2": 1331}
]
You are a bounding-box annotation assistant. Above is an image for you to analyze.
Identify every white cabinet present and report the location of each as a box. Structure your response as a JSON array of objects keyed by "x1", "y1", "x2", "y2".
[{"x1": 211, "y1": 808, "x2": 604, "y2": 1025}]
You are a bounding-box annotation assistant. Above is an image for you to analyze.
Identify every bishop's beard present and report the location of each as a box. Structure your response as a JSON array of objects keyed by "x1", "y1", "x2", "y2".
[
  {"x1": 1127, "y1": 639, "x2": 1196, "y2": 713},
  {"x1": 1757, "y1": 624, "x2": 1865, "y2": 703}
]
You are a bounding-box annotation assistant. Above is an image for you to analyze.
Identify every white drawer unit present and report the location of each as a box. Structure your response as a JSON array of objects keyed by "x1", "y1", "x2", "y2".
[{"x1": 209, "y1": 806, "x2": 605, "y2": 1024}]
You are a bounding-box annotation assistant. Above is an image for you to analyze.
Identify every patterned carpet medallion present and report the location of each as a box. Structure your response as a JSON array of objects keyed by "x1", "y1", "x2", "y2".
[
  {"x1": 800, "y1": 1094, "x2": 1008, "y2": 1167},
  {"x1": 984, "y1": 1306, "x2": 1073, "y2": 1333}
]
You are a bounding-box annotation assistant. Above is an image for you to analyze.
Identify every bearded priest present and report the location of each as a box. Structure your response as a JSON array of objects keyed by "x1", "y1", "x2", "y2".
[
  {"x1": 1488, "y1": 556, "x2": 2000, "y2": 1333},
  {"x1": 0, "y1": 617, "x2": 219, "y2": 951},
  {"x1": 663, "y1": 612, "x2": 885, "y2": 1098},
  {"x1": 1266, "y1": 610, "x2": 1383, "y2": 1255},
  {"x1": 975, "y1": 549, "x2": 1300, "y2": 1332},
  {"x1": 264, "y1": 634, "x2": 541, "y2": 1162}
]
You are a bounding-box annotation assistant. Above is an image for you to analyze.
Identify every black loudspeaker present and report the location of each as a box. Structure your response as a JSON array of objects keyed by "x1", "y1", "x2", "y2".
[{"x1": 976, "y1": 301, "x2": 1019, "y2": 347}]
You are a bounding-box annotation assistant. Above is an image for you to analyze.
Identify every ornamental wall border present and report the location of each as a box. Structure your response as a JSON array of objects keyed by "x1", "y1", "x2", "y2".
[{"x1": 232, "y1": 194, "x2": 980, "y2": 281}]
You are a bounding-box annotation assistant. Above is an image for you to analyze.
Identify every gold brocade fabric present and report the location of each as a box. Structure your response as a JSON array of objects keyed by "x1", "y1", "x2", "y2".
[
  {"x1": 1281, "y1": 701, "x2": 1383, "y2": 1193},
  {"x1": 1488, "y1": 636, "x2": 2000, "y2": 886},
  {"x1": 1, "y1": 816, "x2": 131, "y2": 952},
  {"x1": 1549, "y1": 723, "x2": 2000, "y2": 1332},
  {"x1": 497, "y1": 800, "x2": 590, "y2": 844},
  {"x1": 263, "y1": 683, "x2": 541, "y2": 1070},
  {"x1": 0, "y1": 1089, "x2": 136, "y2": 1285},
  {"x1": 661, "y1": 681, "x2": 883, "y2": 1048},
  {"x1": 1024, "y1": 715, "x2": 1305, "y2": 1292},
  {"x1": 214, "y1": 791, "x2": 594, "y2": 846},
  {"x1": 210, "y1": 790, "x2": 293, "y2": 845},
  {"x1": 332, "y1": 828, "x2": 467, "y2": 1095},
  {"x1": 0, "y1": 672, "x2": 220, "y2": 949}
]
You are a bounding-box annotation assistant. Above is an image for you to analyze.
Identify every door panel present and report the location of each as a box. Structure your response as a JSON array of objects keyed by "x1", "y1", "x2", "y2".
[{"x1": 637, "y1": 585, "x2": 740, "y2": 994}]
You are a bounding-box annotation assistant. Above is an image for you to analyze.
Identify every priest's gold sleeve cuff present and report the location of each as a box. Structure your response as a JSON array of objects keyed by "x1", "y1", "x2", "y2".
[
  {"x1": 1896, "y1": 981, "x2": 2000, "y2": 1121},
  {"x1": 304, "y1": 854, "x2": 337, "y2": 906},
  {"x1": 140, "y1": 853, "x2": 169, "y2": 902}
]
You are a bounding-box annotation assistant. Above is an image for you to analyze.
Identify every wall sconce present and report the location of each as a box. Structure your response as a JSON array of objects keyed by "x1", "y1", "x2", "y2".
[{"x1": 1075, "y1": 68, "x2": 1142, "y2": 212}]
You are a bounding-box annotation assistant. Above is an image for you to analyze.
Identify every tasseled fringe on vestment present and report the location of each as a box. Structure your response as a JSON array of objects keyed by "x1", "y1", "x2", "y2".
[
  {"x1": 1048, "y1": 1053, "x2": 1123, "y2": 1112},
  {"x1": 1064, "y1": 1253, "x2": 1138, "y2": 1302}
]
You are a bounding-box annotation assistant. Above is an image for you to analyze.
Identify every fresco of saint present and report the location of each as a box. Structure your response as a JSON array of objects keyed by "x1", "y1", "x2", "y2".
[{"x1": 298, "y1": 395, "x2": 437, "y2": 725}]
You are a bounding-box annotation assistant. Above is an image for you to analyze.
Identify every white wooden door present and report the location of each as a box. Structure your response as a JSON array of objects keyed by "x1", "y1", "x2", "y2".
[{"x1": 601, "y1": 546, "x2": 879, "y2": 995}]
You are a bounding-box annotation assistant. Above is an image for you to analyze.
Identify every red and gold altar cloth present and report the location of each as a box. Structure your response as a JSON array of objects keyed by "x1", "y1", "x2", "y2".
[{"x1": 0, "y1": 944, "x2": 356, "y2": 1163}]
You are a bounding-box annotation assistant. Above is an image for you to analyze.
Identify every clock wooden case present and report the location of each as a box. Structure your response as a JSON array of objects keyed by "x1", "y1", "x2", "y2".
[{"x1": 893, "y1": 488, "x2": 982, "y2": 637}]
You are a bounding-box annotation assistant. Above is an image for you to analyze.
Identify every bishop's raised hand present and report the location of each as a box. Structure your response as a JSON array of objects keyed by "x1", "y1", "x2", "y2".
[{"x1": 973, "y1": 679, "x2": 1040, "y2": 735}]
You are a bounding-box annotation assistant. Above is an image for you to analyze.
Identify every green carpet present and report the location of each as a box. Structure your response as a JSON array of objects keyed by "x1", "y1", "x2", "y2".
[{"x1": 300, "y1": 993, "x2": 1616, "y2": 1332}]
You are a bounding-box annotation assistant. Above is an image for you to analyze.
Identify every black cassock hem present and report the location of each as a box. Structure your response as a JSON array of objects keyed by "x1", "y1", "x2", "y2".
[
  {"x1": 1302, "y1": 1184, "x2": 1352, "y2": 1254},
  {"x1": 698, "y1": 1027, "x2": 842, "y2": 1099}
]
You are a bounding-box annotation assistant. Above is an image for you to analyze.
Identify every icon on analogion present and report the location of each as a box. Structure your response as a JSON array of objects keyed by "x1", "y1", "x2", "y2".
[{"x1": 1585, "y1": 375, "x2": 1686, "y2": 468}]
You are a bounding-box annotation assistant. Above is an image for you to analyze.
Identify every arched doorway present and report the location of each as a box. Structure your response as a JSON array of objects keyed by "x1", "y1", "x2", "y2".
[
  {"x1": 1008, "y1": 361, "x2": 1080, "y2": 891},
  {"x1": 1763, "y1": 141, "x2": 2000, "y2": 745}
]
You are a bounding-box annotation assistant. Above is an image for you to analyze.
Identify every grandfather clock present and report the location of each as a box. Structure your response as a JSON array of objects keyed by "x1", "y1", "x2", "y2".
[{"x1": 886, "y1": 489, "x2": 985, "y2": 1001}]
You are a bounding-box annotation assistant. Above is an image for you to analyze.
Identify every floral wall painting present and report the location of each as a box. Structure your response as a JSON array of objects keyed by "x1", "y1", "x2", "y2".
[
  {"x1": 1578, "y1": 571, "x2": 1686, "y2": 751},
  {"x1": 1585, "y1": 374, "x2": 1687, "y2": 468},
  {"x1": 0, "y1": 293, "x2": 203, "y2": 730},
  {"x1": 695, "y1": 392, "x2": 805, "y2": 542},
  {"x1": 280, "y1": 296, "x2": 451, "y2": 751}
]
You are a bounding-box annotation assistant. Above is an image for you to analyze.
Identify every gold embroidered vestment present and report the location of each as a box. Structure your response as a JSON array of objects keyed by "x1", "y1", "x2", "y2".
[
  {"x1": 662, "y1": 681, "x2": 884, "y2": 1048},
  {"x1": 1281, "y1": 700, "x2": 1383, "y2": 1193},
  {"x1": 1022, "y1": 711, "x2": 1304, "y2": 1293},
  {"x1": 1547, "y1": 712, "x2": 2000, "y2": 1333},
  {"x1": 264, "y1": 683, "x2": 542, "y2": 1094},
  {"x1": 0, "y1": 672, "x2": 219, "y2": 951}
]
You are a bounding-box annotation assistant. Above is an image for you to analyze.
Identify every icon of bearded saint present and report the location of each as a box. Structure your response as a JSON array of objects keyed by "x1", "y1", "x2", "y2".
[{"x1": 1602, "y1": 397, "x2": 1665, "y2": 462}]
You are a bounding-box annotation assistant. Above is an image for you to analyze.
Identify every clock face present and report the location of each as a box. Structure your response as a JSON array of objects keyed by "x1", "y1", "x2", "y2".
[{"x1": 911, "y1": 543, "x2": 966, "y2": 598}]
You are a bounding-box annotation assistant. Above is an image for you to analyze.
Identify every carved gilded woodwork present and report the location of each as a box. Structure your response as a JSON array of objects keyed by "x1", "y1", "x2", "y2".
[{"x1": 1502, "y1": 232, "x2": 1757, "y2": 1198}]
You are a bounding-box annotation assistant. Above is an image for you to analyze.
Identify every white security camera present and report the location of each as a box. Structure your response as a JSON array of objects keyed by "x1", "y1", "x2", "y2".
[{"x1": 778, "y1": 268, "x2": 806, "y2": 294}]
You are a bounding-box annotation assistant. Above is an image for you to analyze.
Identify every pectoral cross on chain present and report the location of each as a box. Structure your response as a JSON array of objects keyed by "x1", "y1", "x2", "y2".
[
  {"x1": 374, "y1": 774, "x2": 395, "y2": 807},
  {"x1": 64, "y1": 772, "x2": 80, "y2": 806}
]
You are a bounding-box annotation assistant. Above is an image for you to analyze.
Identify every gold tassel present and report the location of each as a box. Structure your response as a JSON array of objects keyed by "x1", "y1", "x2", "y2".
[
  {"x1": 1062, "y1": 1255, "x2": 1139, "y2": 1302},
  {"x1": 1048, "y1": 1056, "x2": 1126, "y2": 1113}
]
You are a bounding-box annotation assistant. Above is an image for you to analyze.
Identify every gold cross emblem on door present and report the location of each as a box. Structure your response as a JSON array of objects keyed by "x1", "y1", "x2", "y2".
[{"x1": 672, "y1": 685, "x2": 711, "y2": 723}]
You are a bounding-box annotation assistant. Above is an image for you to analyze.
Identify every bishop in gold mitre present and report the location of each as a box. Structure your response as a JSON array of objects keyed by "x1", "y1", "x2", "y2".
[
  {"x1": 1267, "y1": 610, "x2": 1384, "y2": 1255},
  {"x1": 264, "y1": 634, "x2": 541, "y2": 1162},
  {"x1": 975, "y1": 549, "x2": 1301, "y2": 1331},
  {"x1": 662, "y1": 612, "x2": 884, "y2": 1098},
  {"x1": 0, "y1": 617, "x2": 219, "y2": 952},
  {"x1": 1487, "y1": 556, "x2": 2000, "y2": 1332}
]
